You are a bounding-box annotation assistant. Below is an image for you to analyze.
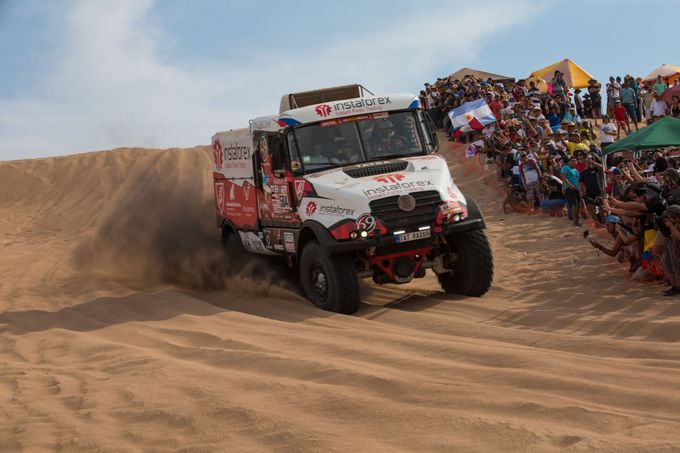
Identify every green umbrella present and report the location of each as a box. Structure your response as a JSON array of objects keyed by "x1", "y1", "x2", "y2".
[{"x1": 603, "y1": 116, "x2": 680, "y2": 155}]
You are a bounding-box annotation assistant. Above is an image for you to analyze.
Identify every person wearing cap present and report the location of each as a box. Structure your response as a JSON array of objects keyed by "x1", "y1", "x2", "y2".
[
  {"x1": 589, "y1": 215, "x2": 624, "y2": 255},
  {"x1": 660, "y1": 205, "x2": 680, "y2": 295},
  {"x1": 587, "y1": 79, "x2": 602, "y2": 124},
  {"x1": 566, "y1": 132, "x2": 588, "y2": 157},
  {"x1": 574, "y1": 89, "x2": 583, "y2": 117}
]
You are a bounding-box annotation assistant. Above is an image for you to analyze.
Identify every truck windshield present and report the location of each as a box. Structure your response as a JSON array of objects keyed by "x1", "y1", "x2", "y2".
[{"x1": 288, "y1": 111, "x2": 427, "y2": 173}]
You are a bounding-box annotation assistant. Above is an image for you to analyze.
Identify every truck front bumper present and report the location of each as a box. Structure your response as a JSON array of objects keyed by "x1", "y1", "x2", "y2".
[{"x1": 324, "y1": 217, "x2": 485, "y2": 255}]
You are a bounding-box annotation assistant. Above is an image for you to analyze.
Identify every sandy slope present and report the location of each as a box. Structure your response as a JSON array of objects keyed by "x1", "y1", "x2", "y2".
[{"x1": 2, "y1": 141, "x2": 680, "y2": 452}]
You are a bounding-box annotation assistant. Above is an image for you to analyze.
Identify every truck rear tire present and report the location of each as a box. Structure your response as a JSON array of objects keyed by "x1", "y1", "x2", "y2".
[
  {"x1": 299, "y1": 241, "x2": 360, "y2": 314},
  {"x1": 222, "y1": 229, "x2": 246, "y2": 261},
  {"x1": 437, "y1": 229, "x2": 493, "y2": 297}
]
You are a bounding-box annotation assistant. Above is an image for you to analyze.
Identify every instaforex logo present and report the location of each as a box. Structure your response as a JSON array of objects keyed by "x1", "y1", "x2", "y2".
[
  {"x1": 319, "y1": 205, "x2": 355, "y2": 216},
  {"x1": 315, "y1": 97, "x2": 393, "y2": 117},
  {"x1": 315, "y1": 104, "x2": 332, "y2": 117},
  {"x1": 333, "y1": 97, "x2": 392, "y2": 113},
  {"x1": 362, "y1": 180, "x2": 434, "y2": 197},
  {"x1": 213, "y1": 138, "x2": 223, "y2": 168}
]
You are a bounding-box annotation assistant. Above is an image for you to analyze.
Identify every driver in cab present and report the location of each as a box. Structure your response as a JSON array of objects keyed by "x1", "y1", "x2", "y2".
[{"x1": 372, "y1": 120, "x2": 407, "y2": 155}]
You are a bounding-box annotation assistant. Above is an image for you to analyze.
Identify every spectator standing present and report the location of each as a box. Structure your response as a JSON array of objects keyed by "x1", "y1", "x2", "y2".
[
  {"x1": 574, "y1": 89, "x2": 584, "y2": 117},
  {"x1": 587, "y1": 79, "x2": 602, "y2": 124},
  {"x1": 599, "y1": 115, "x2": 617, "y2": 149},
  {"x1": 620, "y1": 80, "x2": 639, "y2": 131},
  {"x1": 561, "y1": 156, "x2": 582, "y2": 226},
  {"x1": 607, "y1": 76, "x2": 621, "y2": 116},
  {"x1": 519, "y1": 153, "x2": 542, "y2": 213},
  {"x1": 580, "y1": 155, "x2": 603, "y2": 220},
  {"x1": 653, "y1": 75, "x2": 668, "y2": 96},
  {"x1": 640, "y1": 84, "x2": 655, "y2": 120},
  {"x1": 551, "y1": 71, "x2": 567, "y2": 101},
  {"x1": 613, "y1": 100, "x2": 630, "y2": 137}
]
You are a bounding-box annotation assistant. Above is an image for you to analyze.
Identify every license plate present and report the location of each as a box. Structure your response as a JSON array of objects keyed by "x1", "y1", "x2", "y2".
[{"x1": 395, "y1": 229, "x2": 431, "y2": 243}]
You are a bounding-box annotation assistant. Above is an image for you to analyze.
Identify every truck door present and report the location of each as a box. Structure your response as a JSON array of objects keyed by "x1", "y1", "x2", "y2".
[{"x1": 255, "y1": 132, "x2": 300, "y2": 228}]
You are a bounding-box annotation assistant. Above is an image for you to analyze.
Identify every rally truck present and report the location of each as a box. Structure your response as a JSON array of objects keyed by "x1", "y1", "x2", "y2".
[{"x1": 211, "y1": 85, "x2": 493, "y2": 314}]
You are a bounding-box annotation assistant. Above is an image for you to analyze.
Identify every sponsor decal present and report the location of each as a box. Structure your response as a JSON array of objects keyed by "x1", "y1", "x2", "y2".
[
  {"x1": 216, "y1": 182, "x2": 225, "y2": 215},
  {"x1": 315, "y1": 104, "x2": 332, "y2": 117},
  {"x1": 362, "y1": 180, "x2": 434, "y2": 198},
  {"x1": 356, "y1": 213, "x2": 376, "y2": 232},
  {"x1": 283, "y1": 232, "x2": 295, "y2": 253},
  {"x1": 243, "y1": 182, "x2": 252, "y2": 201},
  {"x1": 306, "y1": 201, "x2": 317, "y2": 216},
  {"x1": 318, "y1": 205, "x2": 355, "y2": 216},
  {"x1": 213, "y1": 138, "x2": 223, "y2": 169},
  {"x1": 295, "y1": 180, "x2": 305, "y2": 201},
  {"x1": 373, "y1": 174, "x2": 405, "y2": 184},
  {"x1": 259, "y1": 136, "x2": 269, "y2": 162},
  {"x1": 229, "y1": 184, "x2": 235, "y2": 200},
  {"x1": 332, "y1": 97, "x2": 392, "y2": 115},
  {"x1": 223, "y1": 142, "x2": 250, "y2": 161}
]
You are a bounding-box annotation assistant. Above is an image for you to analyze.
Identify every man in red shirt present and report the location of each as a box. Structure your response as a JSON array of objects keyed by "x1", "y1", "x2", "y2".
[{"x1": 613, "y1": 100, "x2": 629, "y2": 138}]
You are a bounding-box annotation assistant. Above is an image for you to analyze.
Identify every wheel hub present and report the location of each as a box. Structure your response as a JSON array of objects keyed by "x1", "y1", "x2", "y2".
[{"x1": 310, "y1": 264, "x2": 328, "y2": 299}]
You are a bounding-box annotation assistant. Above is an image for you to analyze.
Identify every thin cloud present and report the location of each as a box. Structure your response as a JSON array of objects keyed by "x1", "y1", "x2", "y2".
[{"x1": 0, "y1": 0, "x2": 539, "y2": 160}]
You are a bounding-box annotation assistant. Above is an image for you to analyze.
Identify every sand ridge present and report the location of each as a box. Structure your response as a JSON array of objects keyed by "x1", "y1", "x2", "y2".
[{"x1": 2, "y1": 141, "x2": 680, "y2": 451}]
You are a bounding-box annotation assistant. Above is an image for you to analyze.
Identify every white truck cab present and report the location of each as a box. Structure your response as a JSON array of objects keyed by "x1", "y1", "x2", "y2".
[{"x1": 211, "y1": 86, "x2": 493, "y2": 313}]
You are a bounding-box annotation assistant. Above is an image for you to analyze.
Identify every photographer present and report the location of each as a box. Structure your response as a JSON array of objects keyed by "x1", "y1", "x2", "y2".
[
  {"x1": 580, "y1": 154, "x2": 604, "y2": 222},
  {"x1": 590, "y1": 215, "x2": 638, "y2": 263}
]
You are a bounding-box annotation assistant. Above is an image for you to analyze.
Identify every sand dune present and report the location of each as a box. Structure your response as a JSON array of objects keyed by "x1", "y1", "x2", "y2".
[{"x1": 2, "y1": 141, "x2": 680, "y2": 451}]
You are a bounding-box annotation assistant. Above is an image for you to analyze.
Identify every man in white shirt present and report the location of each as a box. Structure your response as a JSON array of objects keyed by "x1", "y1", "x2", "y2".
[
  {"x1": 650, "y1": 93, "x2": 669, "y2": 122},
  {"x1": 599, "y1": 115, "x2": 617, "y2": 150},
  {"x1": 606, "y1": 76, "x2": 621, "y2": 116}
]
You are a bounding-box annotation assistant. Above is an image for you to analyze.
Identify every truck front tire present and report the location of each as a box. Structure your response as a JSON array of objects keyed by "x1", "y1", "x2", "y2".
[
  {"x1": 437, "y1": 228, "x2": 493, "y2": 297},
  {"x1": 299, "y1": 241, "x2": 360, "y2": 314}
]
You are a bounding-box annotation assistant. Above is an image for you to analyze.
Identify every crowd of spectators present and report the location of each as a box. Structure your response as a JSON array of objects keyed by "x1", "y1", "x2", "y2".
[{"x1": 421, "y1": 71, "x2": 680, "y2": 295}]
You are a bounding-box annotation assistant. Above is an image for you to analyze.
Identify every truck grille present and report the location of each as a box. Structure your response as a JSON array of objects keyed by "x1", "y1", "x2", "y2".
[
  {"x1": 370, "y1": 190, "x2": 441, "y2": 231},
  {"x1": 343, "y1": 161, "x2": 408, "y2": 179}
]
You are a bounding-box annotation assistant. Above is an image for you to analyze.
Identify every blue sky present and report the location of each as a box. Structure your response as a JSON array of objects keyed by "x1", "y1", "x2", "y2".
[{"x1": 0, "y1": 0, "x2": 677, "y2": 160}]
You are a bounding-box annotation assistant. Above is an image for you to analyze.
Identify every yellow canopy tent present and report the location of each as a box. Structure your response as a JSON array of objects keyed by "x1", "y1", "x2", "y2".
[
  {"x1": 530, "y1": 59, "x2": 594, "y2": 89},
  {"x1": 642, "y1": 64, "x2": 680, "y2": 82}
]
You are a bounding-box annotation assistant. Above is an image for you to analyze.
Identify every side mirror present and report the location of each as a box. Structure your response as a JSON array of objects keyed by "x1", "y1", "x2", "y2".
[{"x1": 420, "y1": 110, "x2": 439, "y2": 153}]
